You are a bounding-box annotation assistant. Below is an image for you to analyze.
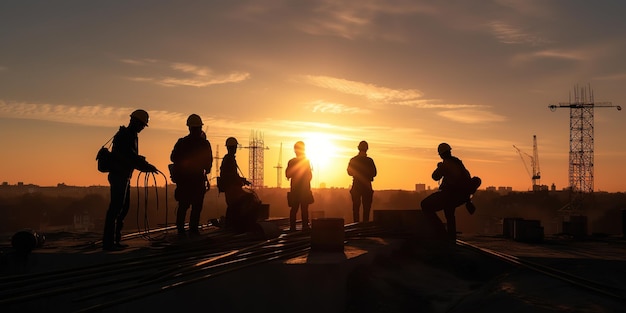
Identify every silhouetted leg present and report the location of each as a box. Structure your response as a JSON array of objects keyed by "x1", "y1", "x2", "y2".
[
  {"x1": 289, "y1": 205, "x2": 299, "y2": 231},
  {"x1": 350, "y1": 189, "x2": 361, "y2": 222},
  {"x1": 301, "y1": 204, "x2": 310, "y2": 230},
  {"x1": 103, "y1": 175, "x2": 128, "y2": 249},
  {"x1": 115, "y1": 183, "x2": 131, "y2": 245},
  {"x1": 420, "y1": 192, "x2": 447, "y2": 239},
  {"x1": 189, "y1": 204, "x2": 202, "y2": 234},
  {"x1": 362, "y1": 190, "x2": 374, "y2": 222},
  {"x1": 189, "y1": 191, "x2": 205, "y2": 234},
  {"x1": 176, "y1": 202, "x2": 189, "y2": 234},
  {"x1": 444, "y1": 206, "x2": 457, "y2": 241}
]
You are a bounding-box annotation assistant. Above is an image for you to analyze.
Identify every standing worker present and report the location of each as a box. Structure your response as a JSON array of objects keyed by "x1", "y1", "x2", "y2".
[
  {"x1": 347, "y1": 140, "x2": 377, "y2": 223},
  {"x1": 421, "y1": 143, "x2": 475, "y2": 241},
  {"x1": 102, "y1": 109, "x2": 158, "y2": 251},
  {"x1": 170, "y1": 114, "x2": 213, "y2": 237},
  {"x1": 285, "y1": 141, "x2": 314, "y2": 231}
]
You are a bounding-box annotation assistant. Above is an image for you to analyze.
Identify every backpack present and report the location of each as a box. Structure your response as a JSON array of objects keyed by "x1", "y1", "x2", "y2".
[
  {"x1": 96, "y1": 136, "x2": 114, "y2": 173},
  {"x1": 467, "y1": 176, "x2": 482, "y2": 195}
]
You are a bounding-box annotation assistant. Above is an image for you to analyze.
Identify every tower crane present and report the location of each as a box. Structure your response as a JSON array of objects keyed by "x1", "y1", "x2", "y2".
[
  {"x1": 513, "y1": 135, "x2": 541, "y2": 190},
  {"x1": 548, "y1": 85, "x2": 621, "y2": 213}
]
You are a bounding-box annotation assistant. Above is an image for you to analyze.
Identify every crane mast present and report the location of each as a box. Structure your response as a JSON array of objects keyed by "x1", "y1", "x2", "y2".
[
  {"x1": 531, "y1": 135, "x2": 541, "y2": 188},
  {"x1": 513, "y1": 135, "x2": 541, "y2": 191}
]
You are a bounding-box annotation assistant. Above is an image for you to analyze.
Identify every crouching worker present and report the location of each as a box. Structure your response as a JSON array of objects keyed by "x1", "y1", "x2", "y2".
[
  {"x1": 420, "y1": 143, "x2": 480, "y2": 241},
  {"x1": 219, "y1": 137, "x2": 260, "y2": 233}
]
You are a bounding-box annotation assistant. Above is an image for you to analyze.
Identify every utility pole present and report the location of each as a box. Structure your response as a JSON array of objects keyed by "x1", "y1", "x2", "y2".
[{"x1": 549, "y1": 85, "x2": 621, "y2": 213}]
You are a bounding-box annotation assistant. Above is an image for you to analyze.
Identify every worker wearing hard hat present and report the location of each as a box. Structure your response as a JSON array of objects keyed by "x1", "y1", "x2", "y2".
[
  {"x1": 170, "y1": 114, "x2": 213, "y2": 237},
  {"x1": 102, "y1": 109, "x2": 158, "y2": 251},
  {"x1": 347, "y1": 140, "x2": 377, "y2": 223},
  {"x1": 219, "y1": 137, "x2": 254, "y2": 232},
  {"x1": 285, "y1": 141, "x2": 314, "y2": 231},
  {"x1": 420, "y1": 143, "x2": 477, "y2": 241}
]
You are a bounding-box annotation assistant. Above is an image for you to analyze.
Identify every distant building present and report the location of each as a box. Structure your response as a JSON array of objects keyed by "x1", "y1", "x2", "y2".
[
  {"x1": 414, "y1": 183, "x2": 426, "y2": 192},
  {"x1": 497, "y1": 186, "x2": 513, "y2": 194}
]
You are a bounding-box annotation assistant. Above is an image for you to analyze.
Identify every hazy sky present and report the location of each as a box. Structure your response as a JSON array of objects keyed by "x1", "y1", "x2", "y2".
[{"x1": 1, "y1": 0, "x2": 625, "y2": 192}]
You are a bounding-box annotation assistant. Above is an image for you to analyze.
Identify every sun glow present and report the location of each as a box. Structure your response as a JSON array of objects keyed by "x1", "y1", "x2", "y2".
[{"x1": 300, "y1": 132, "x2": 338, "y2": 170}]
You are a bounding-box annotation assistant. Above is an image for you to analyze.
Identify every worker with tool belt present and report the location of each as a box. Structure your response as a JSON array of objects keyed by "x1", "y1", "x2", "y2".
[{"x1": 170, "y1": 114, "x2": 213, "y2": 237}]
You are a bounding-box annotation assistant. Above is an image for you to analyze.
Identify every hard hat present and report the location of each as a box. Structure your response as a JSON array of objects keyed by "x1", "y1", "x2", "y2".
[
  {"x1": 130, "y1": 109, "x2": 149, "y2": 126},
  {"x1": 438, "y1": 143, "x2": 452, "y2": 154},
  {"x1": 186, "y1": 114, "x2": 203, "y2": 127},
  {"x1": 294, "y1": 141, "x2": 305, "y2": 151},
  {"x1": 358, "y1": 141, "x2": 368, "y2": 151},
  {"x1": 225, "y1": 137, "x2": 238, "y2": 147}
]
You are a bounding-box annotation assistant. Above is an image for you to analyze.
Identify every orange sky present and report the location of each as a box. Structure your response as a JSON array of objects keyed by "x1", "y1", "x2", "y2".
[{"x1": 1, "y1": 1, "x2": 625, "y2": 192}]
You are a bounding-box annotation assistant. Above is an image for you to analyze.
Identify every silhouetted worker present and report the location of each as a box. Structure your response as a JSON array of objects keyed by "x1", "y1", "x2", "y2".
[
  {"x1": 102, "y1": 109, "x2": 158, "y2": 251},
  {"x1": 421, "y1": 143, "x2": 475, "y2": 241},
  {"x1": 170, "y1": 114, "x2": 213, "y2": 237},
  {"x1": 347, "y1": 140, "x2": 377, "y2": 223},
  {"x1": 285, "y1": 141, "x2": 314, "y2": 231},
  {"x1": 220, "y1": 137, "x2": 255, "y2": 232}
]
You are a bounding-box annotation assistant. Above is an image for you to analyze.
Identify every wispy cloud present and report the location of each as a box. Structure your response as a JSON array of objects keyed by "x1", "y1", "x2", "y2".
[
  {"x1": 488, "y1": 21, "x2": 547, "y2": 46},
  {"x1": 301, "y1": 75, "x2": 483, "y2": 110},
  {"x1": 593, "y1": 73, "x2": 626, "y2": 81},
  {"x1": 437, "y1": 109, "x2": 507, "y2": 124},
  {"x1": 239, "y1": 0, "x2": 437, "y2": 41},
  {"x1": 0, "y1": 101, "x2": 187, "y2": 129},
  {"x1": 122, "y1": 58, "x2": 250, "y2": 87},
  {"x1": 510, "y1": 48, "x2": 589, "y2": 66},
  {"x1": 302, "y1": 75, "x2": 422, "y2": 102},
  {"x1": 0, "y1": 66, "x2": 6, "y2": 71},
  {"x1": 308, "y1": 100, "x2": 370, "y2": 114}
]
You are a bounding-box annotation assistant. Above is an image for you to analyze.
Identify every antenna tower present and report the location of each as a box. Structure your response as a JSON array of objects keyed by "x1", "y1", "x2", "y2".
[
  {"x1": 214, "y1": 145, "x2": 222, "y2": 178},
  {"x1": 548, "y1": 85, "x2": 621, "y2": 212},
  {"x1": 244, "y1": 130, "x2": 269, "y2": 188},
  {"x1": 273, "y1": 143, "x2": 283, "y2": 188}
]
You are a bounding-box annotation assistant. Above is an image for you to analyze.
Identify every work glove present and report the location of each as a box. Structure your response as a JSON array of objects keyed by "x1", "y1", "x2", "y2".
[{"x1": 145, "y1": 164, "x2": 158, "y2": 173}]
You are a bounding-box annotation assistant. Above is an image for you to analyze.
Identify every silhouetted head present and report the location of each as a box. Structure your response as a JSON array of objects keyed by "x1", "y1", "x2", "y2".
[
  {"x1": 294, "y1": 141, "x2": 305, "y2": 156},
  {"x1": 358, "y1": 141, "x2": 368, "y2": 152},
  {"x1": 438, "y1": 142, "x2": 452, "y2": 158},
  {"x1": 186, "y1": 114, "x2": 204, "y2": 135},
  {"x1": 129, "y1": 109, "x2": 149, "y2": 132},
  {"x1": 186, "y1": 114, "x2": 203, "y2": 127},
  {"x1": 226, "y1": 137, "x2": 238, "y2": 153}
]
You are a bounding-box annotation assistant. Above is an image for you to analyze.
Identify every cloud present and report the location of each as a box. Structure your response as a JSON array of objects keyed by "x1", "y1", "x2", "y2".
[
  {"x1": 308, "y1": 100, "x2": 370, "y2": 114},
  {"x1": 488, "y1": 21, "x2": 547, "y2": 46},
  {"x1": 0, "y1": 66, "x2": 6, "y2": 71},
  {"x1": 121, "y1": 58, "x2": 250, "y2": 87},
  {"x1": 0, "y1": 101, "x2": 187, "y2": 129},
  {"x1": 301, "y1": 75, "x2": 483, "y2": 109},
  {"x1": 238, "y1": 0, "x2": 437, "y2": 41},
  {"x1": 155, "y1": 72, "x2": 251, "y2": 87},
  {"x1": 437, "y1": 109, "x2": 507, "y2": 124},
  {"x1": 593, "y1": 73, "x2": 626, "y2": 81},
  {"x1": 302, "y1": 75, "x2": 422, "y2": 102}
]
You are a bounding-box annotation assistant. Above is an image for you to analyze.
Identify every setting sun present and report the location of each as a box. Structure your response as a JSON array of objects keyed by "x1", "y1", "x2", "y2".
[{"x1": 300, "y1": 132, "x2": 338, "y2": 170}]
